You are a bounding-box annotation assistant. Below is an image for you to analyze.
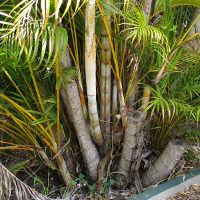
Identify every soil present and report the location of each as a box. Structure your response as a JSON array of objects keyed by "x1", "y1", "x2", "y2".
[{"x1": 0, "y1": 151, "x2": 64, "y2": 199}]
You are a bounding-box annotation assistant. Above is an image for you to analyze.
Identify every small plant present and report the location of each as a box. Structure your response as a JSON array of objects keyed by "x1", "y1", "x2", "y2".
[
  {"x1": 72, "y1": 173, "x2": 96, "y2": 191},
  {"x1": 185, "y1": 147, "x2": 200, "y2": 164},
  {"x1": 23, "y1": 167, "x2": 55, "y2": 197},
  {"x1": 71, "y1": 173, "x2": 115, "y2": 199},
  {"x1": 185, "y1": 128, "x2": 200, "y2": 144},
  {"x1": 33, "y1": 174, "x2": 50, "y2": 196},
  {"x1": 99, "y1": 177, "x2": 115, "y2": 196}
]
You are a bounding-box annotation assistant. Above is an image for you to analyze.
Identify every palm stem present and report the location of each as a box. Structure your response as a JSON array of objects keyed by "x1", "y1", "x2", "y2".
[
  {"x1": 142, "y1": 0, "x2": 153, "y2": 18},
  {"x1": 61, "y1": 48, "x2": 100, "y2": 180},
  {"x1": 85, "y1": 0, "x2": 103, "y2": 146},
  {"x1": 56, "y1": 56, "x2": 60, "y2": 149},
  {"x1": 112, "y1": 79, "x2": 118, "y2": 116},
  {"x1": 100, "y1": 0, "x2": 112, "y2": 146}
]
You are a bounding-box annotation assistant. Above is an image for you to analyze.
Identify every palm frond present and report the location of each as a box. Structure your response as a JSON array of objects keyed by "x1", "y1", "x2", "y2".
[
  {"x1": 122, "y1": 3, "x2": 169, "y2": 49},
  {"x1": 142, "y1": 84, "x2": 198, "y2": 120},
  {"x1": 1, "y1": 23, "x2": 68, "y2": 69},
  {"x1": 0, "y1": 162, "x2": 50, "y2": 200},
  {"x1": 0, "y1": 0, "x2": 81, "y2": 36}
]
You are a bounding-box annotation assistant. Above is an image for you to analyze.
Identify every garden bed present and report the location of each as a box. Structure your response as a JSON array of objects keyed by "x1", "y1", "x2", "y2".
[{"x1": 1, "y1": 143, "x2": 199, "y2": 200}]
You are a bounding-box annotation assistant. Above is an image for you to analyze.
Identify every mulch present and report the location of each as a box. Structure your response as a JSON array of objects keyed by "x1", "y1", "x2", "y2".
[{"x1": 169, "y1": 184, "x2": 200, "y2": 200}]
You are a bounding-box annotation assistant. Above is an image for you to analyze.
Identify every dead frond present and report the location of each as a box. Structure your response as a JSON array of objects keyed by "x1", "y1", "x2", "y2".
[{"x1": 0, "y1": 162, "x2": 50, "y2": 200}]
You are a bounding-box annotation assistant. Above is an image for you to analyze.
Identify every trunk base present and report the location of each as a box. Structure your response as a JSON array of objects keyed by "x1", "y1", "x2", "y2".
[{"x1": 142, "y1": 139, "x2": 188, "y2": 187}]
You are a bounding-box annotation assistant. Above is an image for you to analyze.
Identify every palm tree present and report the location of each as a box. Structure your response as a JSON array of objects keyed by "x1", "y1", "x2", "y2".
[
  {"x1": 0, "y1": 0, "x2": 80, "y2": 187},
  {"x1": 1, "y1": 0, "x2": 200, "y2": 195}
]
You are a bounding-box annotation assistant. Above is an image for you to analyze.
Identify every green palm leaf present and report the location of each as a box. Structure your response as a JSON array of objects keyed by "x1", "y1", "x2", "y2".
[
  {"x1": 154, "y1": 0, "x2": 200, "y2": 15},
  {"x1": 1, "y1": 23, "x2": 68, "y2": 69},
  {"x1": 122, "y1": 3, "x2": 169, "y2": 48}
]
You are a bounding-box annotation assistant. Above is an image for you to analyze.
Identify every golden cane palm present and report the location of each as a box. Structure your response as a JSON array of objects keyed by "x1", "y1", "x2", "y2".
[
  {"x1": 0, "y1": 52, "x2": 72, "y2": 186},
  {"x1": 1, "y1": 0, "x2": 200, "y2": 197},
  {"x1": 0, "y1": 0, "x2": 78, "y2": 187}
]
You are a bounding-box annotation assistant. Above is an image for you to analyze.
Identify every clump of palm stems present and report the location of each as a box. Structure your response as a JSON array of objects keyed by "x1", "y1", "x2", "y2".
[{"x1": 0, "y1": 0, "x2": 200, "y2": 196}]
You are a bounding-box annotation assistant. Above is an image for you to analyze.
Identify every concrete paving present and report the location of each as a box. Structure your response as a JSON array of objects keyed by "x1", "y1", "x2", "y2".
[{"x1": 129, "y1": 167, "x2": 200, "y2": 200}]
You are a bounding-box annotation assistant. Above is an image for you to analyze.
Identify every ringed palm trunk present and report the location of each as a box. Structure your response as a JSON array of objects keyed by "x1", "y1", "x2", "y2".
[
  {"x1": 140, "y1": 0, "x2": 153, "y2": 120},
  {"x1": 125, "y1": 1, "x2": 138, "y2": 112},
  {"x1": 141, "y1": 86, "x2": 151, "y2": 119},
  {"x1": 126, "y1": 78, "x2": 138, "y2": 112},
  {"x1": 142, "y1": 0, "x2": 153, "y2": 18},
  {"x1": 118, "y1": 79, "x2": 127, "y2": 127},
  {"x1": 189, "y1": 8, "x2": 200, "y2": 35},
  {"x1": 60, "y1": 48, "x2": 100, "y2": 180},
  {"x1": 100, "y1": 0, "x2": 112, "y2": 147},
  {"x1": 142, "y1": 139, "x2": 187, "y2": 187},
  {"x1": 85, "y1": 0, "x2": 103, "y2": 146},
  {"x1": 126, "y1": 57, "x2": 138, "y2": 112},
  {"x1": 117, "y1": 111, "x2": 143, "y2": 188}
]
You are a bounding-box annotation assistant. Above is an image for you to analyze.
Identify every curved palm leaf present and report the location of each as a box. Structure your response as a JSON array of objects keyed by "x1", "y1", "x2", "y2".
[
  {"x1": 1, "y1": 0, "x2": 81, "y2": 33},
  {"x1": 122, "y1": 3, "x2": 169, "y2": 49},
  {"x1": 142, "y1": 51, "x2": 200, "y2": 121},
  {"x1": 171, "y1": 0, "x2": 200, "y2": 7},
  {"x1": 142, "y1": 85, "x2": 196, "y2": 120},
  {"x1": 1, "y1": 22, "x2": 68, "y2": 69}
]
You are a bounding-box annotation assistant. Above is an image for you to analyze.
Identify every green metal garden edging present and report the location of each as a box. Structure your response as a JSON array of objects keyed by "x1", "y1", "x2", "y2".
[{"x1": 129, "y1": 167, "x2": 200, "y2": 200}]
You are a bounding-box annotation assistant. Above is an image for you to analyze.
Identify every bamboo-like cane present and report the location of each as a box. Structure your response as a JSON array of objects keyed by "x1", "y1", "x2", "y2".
[
  {"x1": 100, "y1": 0, "x2": 112, "y2": 146},
  {"x1": 85, "y1": 0, "x2": 103, "y2": 146}
]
